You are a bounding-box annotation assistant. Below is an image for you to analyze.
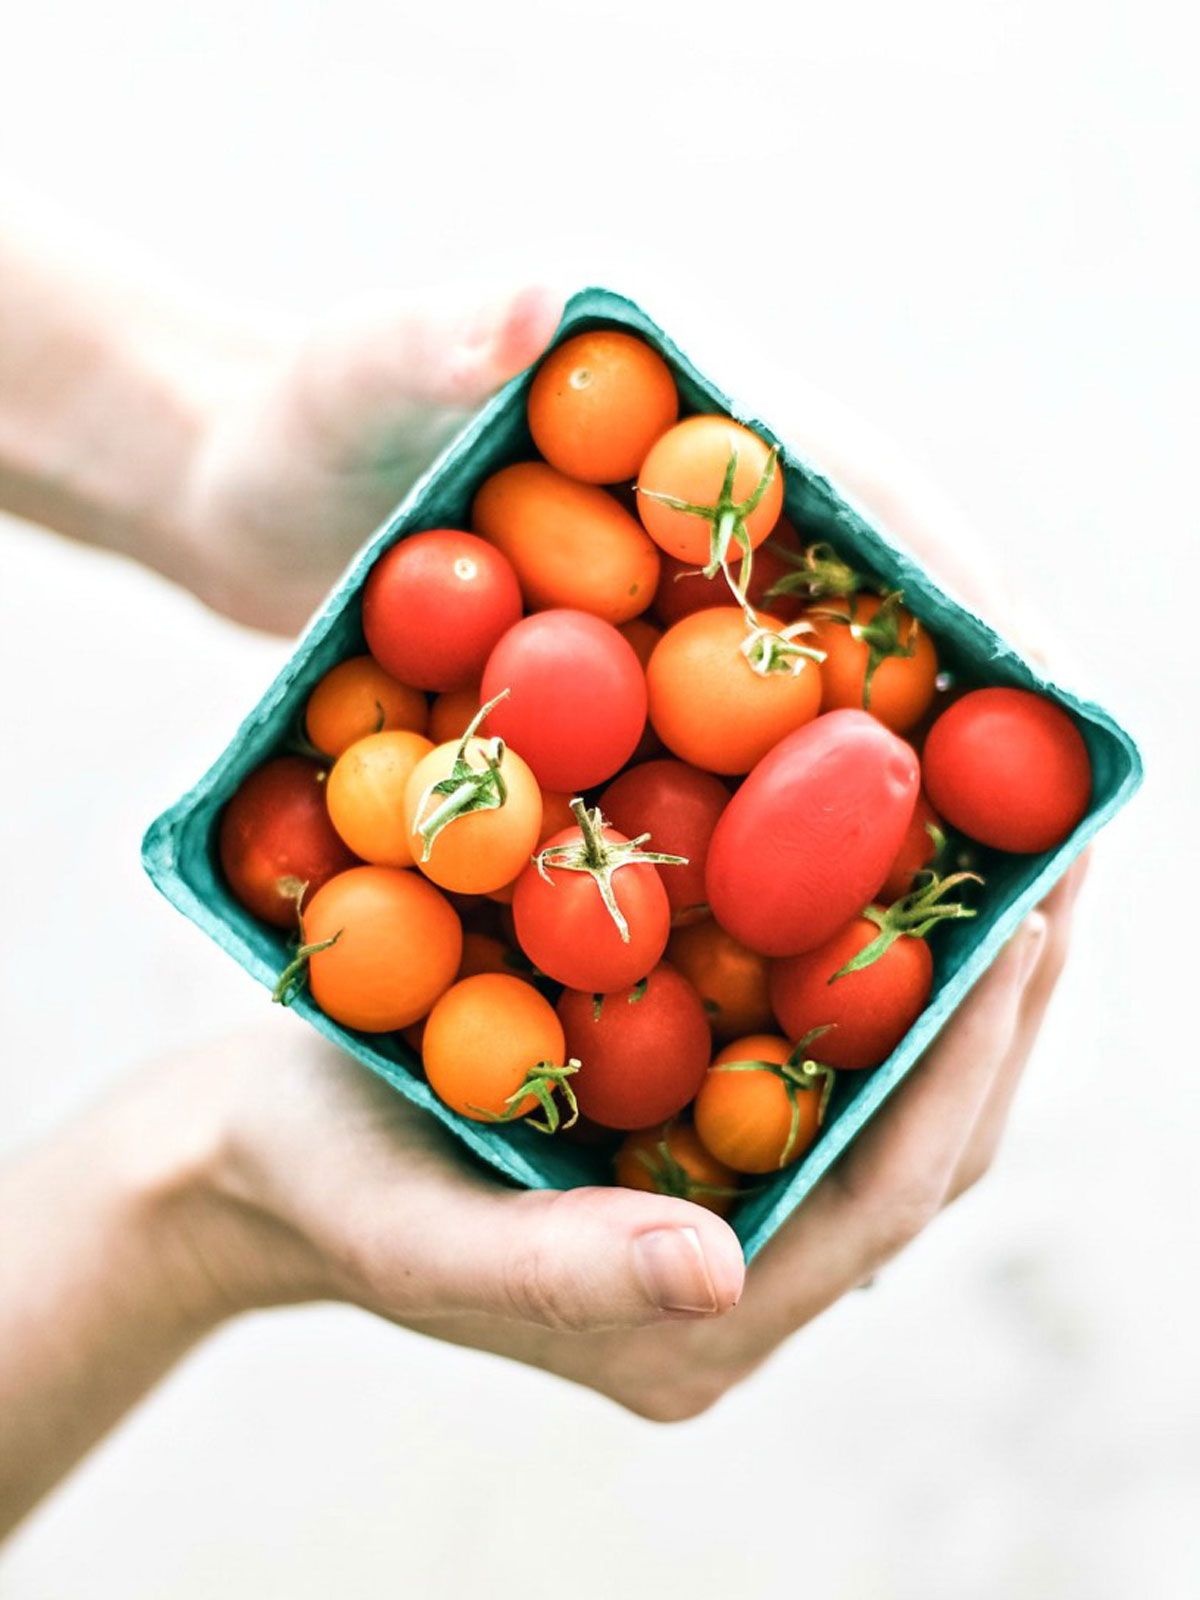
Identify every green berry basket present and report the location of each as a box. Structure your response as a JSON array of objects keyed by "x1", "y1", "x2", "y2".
[{"x1": 142, "y1": 287, "x2": 1143, "y2": 1260}]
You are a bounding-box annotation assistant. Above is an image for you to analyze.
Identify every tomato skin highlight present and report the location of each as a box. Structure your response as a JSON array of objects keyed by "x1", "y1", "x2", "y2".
[
  {"x1": 363, "y1": 529, "x2": 523, "y2": 692},
  {"x1": 219, "y1": 756, "x2": 358, "y2": 928},
  {"x1": 666, "y1": 918, "x2": 774, "y2": 1041},
  {"x1": 694, "y1": 1034, "x2": 824, "y2": 1174},
  {"x1": 403, "y1": 739, "x2": 543, "y2": 894},
  {"x1": 923, "y1": 688, "x2": 1091, "y2": 853},
  {"x1": 423, "y1": 974, "x2": 566, "y2": 1122},
  {"x1": 303, "y1": 866, "x2": 462, "y2": 1032},
  {"x1": 637, "y1": 416, "x2": 783, "y2": 565},
  {"x1": 472, "y1": 462, "x2": 660, "y2": 624},
  {"x1": 304, "y1": 656, "x2": 428, "y2": 757},
  {"x1": 557, "y1": 963, "x2": 711, "y2": 1129},
  {"x1": 705, "y1": 709, "x2": 921, "y2": 956},
  {"x1": 646, "y1": 607, "x2": 822, "y2": 775},
  {"x1": 599, "y1": 759, "x2": 729, "y2": 923},
  {"x1": 615, "y1": 1123, "x2": 738, "y2": 1216},
  {"x1": 511, "y1": 822, "x2": 672, "y2": 994},
  {"x1": 481, "y1": 610, "x2": 647, "y2": 792},
  {"x1": 807, "y1": 594, "x2": 939, "y2": 733},
  {"x1": 527, "y1": 330, "x2": 678, "y2": 484},
  {"x1": 770, "y1": 916, "x2": 933, "y2": 1070}
]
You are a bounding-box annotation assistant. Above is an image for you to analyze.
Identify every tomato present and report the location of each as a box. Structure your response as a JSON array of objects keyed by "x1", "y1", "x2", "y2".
[
  {"x1": 923, "y1": 687, "x2": 1091, "y2": 853},
  {"x1": 694, "y1": 1034, "x2": 833, "y2": 1174},
  {"x1": 481, "y1": 610, "x2": 647, "y2": 791},
  {"x1": 472, "y1": 462, "x2": 659, "y2": 624},
  {"x1": 557, "y1": 963, "x2": 711, "y2": 1129},
  {"x1": 363, "y1": 529, "x2": 522, "y2": 692},
  {"x1": 325, "y1": 730, "x2": 434, "y2": 867},
  {"x1": 637, "y1": 416, "x2": 783, "y2": 568},
  {"x1": 807, "y1": 593, "x2": 938, "y2": 733},
  {"x1": 219, "y1": 756, "x2": 358, "y2": 928},
  {"x1": 527, "y1": 330, "x2": 678, "y2": 483},
  {"x1": 511, "y1": 803, "x2": 679, "y2": 993},
  {"x1": 616, "y1": 615, "x2": 662, "y2": 670},
  {"x1": 423, "y1": 974, "x2": 576, "y2": 1128},
  {"x1": 706, "y1": 710, "x2": 920, "y2": 956},
  {"x1": 428, "y1": 684, "x2": 480, "y2": 745},
  {"x1": 297, "y1": 866, "x2": 461, "y2": 1031},
  {"x1": 615, "y1": 1123, "x2": 739, "y2": 1216},
  {"x1": 486, "y1": 788, "x2": 576, "y2": 904},
  {"x1": 304, "y1": 656, "x2": 428, "y2": 757},
  {"x1": 878, "y1": 790, "x2": 945, "y2": 903},
  {"x1": 666, "y1": 918, "x2": 773, "y2": 1041},
  {"x1": 646, "y1": 607, "x2": 822, "y2": 774},
  {"x1": 457, "y1": 930, "x2": 528, "y2": 981},
  {"x1": 599, "y1": 759, "x2": 728, "y2": 923},
  {"x1": 652, "y1": 517, "x2": 805, "y2": 628},
  {"x1": 770, "y1": 916, "x2": 932, "y2": 1070},
  {"x1": 403, "y1": 715, "x2": 542, "y2": 894}
]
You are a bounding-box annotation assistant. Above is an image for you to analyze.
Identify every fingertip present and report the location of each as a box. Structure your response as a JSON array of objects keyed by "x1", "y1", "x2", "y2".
[
  {"x1": 487, "y1": 283, "x2": 566, "y2": 377},
  {"x1": 630, "y1": 1204, "x2": 746, "y2": 1319}
]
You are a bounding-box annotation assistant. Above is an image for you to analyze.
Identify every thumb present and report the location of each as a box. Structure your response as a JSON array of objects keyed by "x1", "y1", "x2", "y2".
[{"x1": 393, "y1": 1184, "x2": 746, "y2": 1334}]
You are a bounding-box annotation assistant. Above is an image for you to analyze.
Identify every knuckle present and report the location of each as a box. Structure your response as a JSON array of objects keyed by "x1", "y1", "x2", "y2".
[{"x1": 502, "y1": 1245, "x2": 589, "y2": 1333}]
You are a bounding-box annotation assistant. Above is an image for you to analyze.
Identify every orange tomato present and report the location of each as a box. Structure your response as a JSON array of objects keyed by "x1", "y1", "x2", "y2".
[
  {"x1": 486, "y1": 788, "x2": 576, "y2": 903},
  {"x1": 616, "y1": 615, "x2": 662, "y2": 670},
  {"x1": 304, "y1": 655, "x2": 428, "y2": 758},
  {"x1": 423, "y1": 973, "x2": 572, "y2": 1125},
  {"x1": 808, "y1": 594, "x2": 938, "y2": 733},
  {"x1": 404, "y1": 736, "x2": 543, "y2": 894},
  {"x1": 646, "y1": 608, "x2": 822, "y2": 774},
  {"x1": 614, "y1": 1122, "x2": 739, "y2": 1216},
  {"x1": 637, "y1": 416, "x2": 784, "y2": 566},
  {"x1": 457, "y1": 930, "x2": 524, "y2": 981},
  {"x1": 325, "y1": 730, "x2": 433, "y2": 866},
  {"x1": 694, "y1": 1034, "x2": 829, "y2": 1174},
  {"x1": 472, "y1": 461, "x2": 660, "y2": 624},
  {"x1": 527, "y1": 330, "x2": 678, "y2": 483},
  {"x1": 667, "y1": 918, "x2": 774, "y2": 1041},
  {"x1": 302, "y1": 865, "x2": 461, "y2": 1031},
  {"x1": 428, "y1": 683, "x2": 481, "y2": 745}
]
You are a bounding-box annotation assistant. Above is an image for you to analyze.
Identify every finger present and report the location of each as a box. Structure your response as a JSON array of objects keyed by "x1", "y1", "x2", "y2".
[
  {"x1": 719, "y1": 915, "x2": 1046, "y2": 1354},
  {"x1": 337, "y1": 1181, "x2": 745, "y2": 1335}
]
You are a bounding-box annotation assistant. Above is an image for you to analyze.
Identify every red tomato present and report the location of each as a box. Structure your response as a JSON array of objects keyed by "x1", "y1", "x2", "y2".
[
  {"x1": 527, "y1": 330, "x2": 678, "y2": 483},
  {"x1": 219, "y1": 757, "x2": 357, "y2": 928},
  {"x1": 511, "y1": 806, "x2": 677, "y2": 993},
  {"x1": 652, "y1": 518, "x2": 805, "y2": 628},
  {"x1": 637, "y1": 416, "x2": 784, "y2": 568},
  {"x1": 599, "y1": 759, "x2": 729, "y2": 923},
  {"x1": 363, "y1": 530, "x2": 522, "y2": 692},
  {"x1": 923, "y1": 688, "x2": 1091, "y2": 853},
  {"x1": 705, "y1": 710, "x2": 921, "y2": 956},
  {"x1": 481, "y1": 610, "x2": 647, "y2": 791},
  {"x1": 558, "y1": 964, "x2": 711, "y2": 1129},
  {"x1": 770, "y1": 915, "x2": 933, "y2": 1070},
  {"x1": 878, "y1": 790, "x2": 945, "y2": 903}
]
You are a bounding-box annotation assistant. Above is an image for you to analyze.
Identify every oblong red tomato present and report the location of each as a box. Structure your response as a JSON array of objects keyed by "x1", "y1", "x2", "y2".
[
  {"x1": 705, "y1": 710, "x2": 920, "y2": 956},
  {"x1": 558, "y1": 963, "x2": 711, "y2": 1129},
  {"x1": 599, "y1": 759, "x2": 729, "y2": 923}
]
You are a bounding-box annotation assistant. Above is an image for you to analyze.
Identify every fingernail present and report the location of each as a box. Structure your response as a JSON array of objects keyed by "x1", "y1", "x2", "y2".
[
  {"x1": 632, "y1": 1227, "x2": 719, "y2": 1315},
  {"x1": 1015, "y1": 912, "x2": 1047, "y2": 984}
]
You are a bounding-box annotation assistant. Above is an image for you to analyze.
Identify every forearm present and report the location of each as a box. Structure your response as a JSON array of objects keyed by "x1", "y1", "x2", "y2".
[{"x1": 0, "y1": 1065, "x2": 232, "y2": 1537}]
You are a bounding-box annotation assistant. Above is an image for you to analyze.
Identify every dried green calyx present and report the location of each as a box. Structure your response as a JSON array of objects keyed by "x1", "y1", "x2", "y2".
[
  {"x1": 713, "y1": 1027, "x2": 837, "y2": 1166},
  {"x1": 534, "y1": 798, "x2": 687, "y2": 943},
  {"x1": 472, "y1": 1058, "x2": 581, "y2": 1135},
  {"x1": 766, "y1": 539, "x2": 864, "y2": 602},
  {"x1": 411, "y1": 690, "x2": 510, "y2": 860},
  {"x1": 809, "y1": 590, "x2": 919, "y2": 709},
  {"x1": 831, "y1": 869, "x2": 984, "y2": 981},
  {"x1": 633, "y1": 1133, "x2": 742, "y2": 1204},
  {"x1": 640, "y1": 445, "x2": 779, "y2": 604},
  {"x1": 740, "y1": 617, "x2": 826, "y2": 678}
]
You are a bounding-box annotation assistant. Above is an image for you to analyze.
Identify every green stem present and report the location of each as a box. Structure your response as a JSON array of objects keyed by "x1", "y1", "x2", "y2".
[
  {"x1": 831, "y1": 869, "x2": 984, "y2": 981},
  {"x1": 471, "y1": 1058, "x2": 581, "y2": 1135},
  {"x1": 535, "y1": 801, "x2": 688, "y2": 942},
  {"x1": 272, "y1": 930, "x2": 342, "y2": 1007},
  {"x1": 413, "y1": 689, "x2": 511, "y2": 860}
]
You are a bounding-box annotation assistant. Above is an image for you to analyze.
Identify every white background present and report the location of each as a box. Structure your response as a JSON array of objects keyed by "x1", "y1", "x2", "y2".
[{"x1": 2, "y1": 2, "x2": 1198, "y2": 1596}]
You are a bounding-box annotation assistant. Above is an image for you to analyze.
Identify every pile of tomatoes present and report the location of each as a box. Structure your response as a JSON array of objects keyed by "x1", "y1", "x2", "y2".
[{"x1": 218, "y1": 328, "x2": 1094, "y2": 1214}]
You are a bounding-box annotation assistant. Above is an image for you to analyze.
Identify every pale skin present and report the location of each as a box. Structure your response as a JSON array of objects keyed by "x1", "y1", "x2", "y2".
[{"x1": 0, "y1": 214, "x2": 1087, "y2": 1537}]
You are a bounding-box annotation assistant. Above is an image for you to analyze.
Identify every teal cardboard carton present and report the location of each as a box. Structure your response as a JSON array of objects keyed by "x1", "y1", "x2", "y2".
[{"x1": 142, "y1": 288, "x2": 1142, "y2": 1260}]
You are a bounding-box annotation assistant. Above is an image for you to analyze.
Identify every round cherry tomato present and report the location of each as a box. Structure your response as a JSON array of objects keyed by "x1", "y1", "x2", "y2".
[
  {"x1": 511, "y1": 807, "x2": 675, "y2": 993},
  {"x1": 304, "y1": 655, "x2": 428, "y2": 757},
  {"x1": 403, "y1": 729, "x2": 542, "y2": 895},
  {"x1": 666, "y1": 918, "x2": 774, "y2": 1041},
  {"x1": 694, "y1": 1034, "x2": 831, "y2": 1173},
  {"x1": 923, "y1": 687, "x2": 1091, "y2": 853},
  {"x1": 428, "y1": 683, "x2": 480, "y2": 745},
  {"x1": 615, "y1": 1122, "x2": 738, "y2": 1216},
  {"x1": 646, "y1": 607, "x2": 822, "y2": 774},
  {"x1": 557, "y1": 963, "x2": 711, "y2": 1129},
  {"x1": 219, "y1": 757, "x2": 357, "y2": 928},
  {"x1": 472, "y1": 462, "x2": 659, "y2": 624},
  {"x1": 325, "y1": 730, "x2": 434, "y2": 867},
  {"x1": 770, "y1": 913, "x2": 934, "y2": 1070},
  {"x1": 652, "y1": 517, "x2": 804, "y2": 628},
  {"x1": 637, "y1": 416, "x2": 783, "y2": 566},
  {"x1": 807, "y1": 593, "x2": 938, "y2": 733},
  {"x1": 363, "y1": 529, "x2": 522, "y2": 692},
  {"x1": 300, "y1": 866, "x2": 461, "y2": 1031},
  {"x1": 481, "y1": 610, "x2": 647, "y2": 791},
  {"x1": 599, "y1": 759, "x2": 729, "y2": 923},
  {"x1": 706, "y1": 710, "x2": 921, "y2": 956},
  {"x1": 527, "y1": 330, "x2": 678, "y2": 483},
  {"x1": 878, "y1": 790, "x2": 944, "y2": 903},
  {"x1": 423, "y1": 974, "x2": 574, "y2": 1126}
]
